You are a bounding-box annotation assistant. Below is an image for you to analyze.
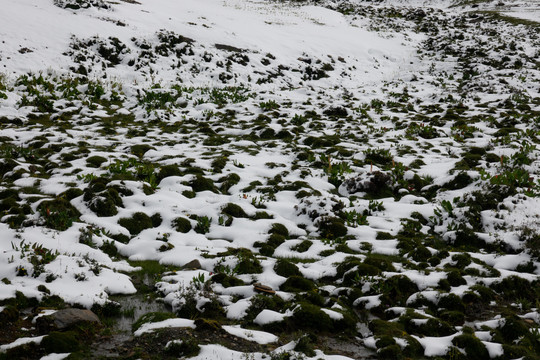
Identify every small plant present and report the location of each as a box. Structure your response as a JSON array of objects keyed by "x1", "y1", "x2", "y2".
[
  {"x1": 190, "y1": 273, "x2": 206, "y2": 289},
  {"x1": 364, "y1": 148, "x2": 393, "y2": 167},
  {"x1": 15, "y1": 265, "x2": 27, "y2": 276},
  {"x1": 259, "y1": 100, "x2": 280, "y2": 111},
  {"x1": 194, "y1": 216, "x2": 211, "y2": 234},
  {"x1": 341, "y1": 210, "x2": 368, "y2": 227},
  {"x1": 368, "y1": 200, "x2": 385, "y2": 214}
]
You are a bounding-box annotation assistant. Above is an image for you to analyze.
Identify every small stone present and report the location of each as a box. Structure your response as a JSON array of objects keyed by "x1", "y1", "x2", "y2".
[
  {"x1": 253, "y1": 283, "x2": 275, "y2": 294},
  {"x1": 183, "y1": 259, "x2": 202, "y2": 269}
]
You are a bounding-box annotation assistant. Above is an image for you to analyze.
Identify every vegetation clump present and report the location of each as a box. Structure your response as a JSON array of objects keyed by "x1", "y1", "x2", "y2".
[
  {"x1": 317, "y1": 216, "x2": 347, "y2": 239},
  {"x1": 172, "y1": 216, "x2": 192, "y2": 233},
  {"x1": 38, "y1": 198, "x2": 81, "y2": 231},
  {"x1": 118, "y1": 212, "x2": 159, "y2": 235}
]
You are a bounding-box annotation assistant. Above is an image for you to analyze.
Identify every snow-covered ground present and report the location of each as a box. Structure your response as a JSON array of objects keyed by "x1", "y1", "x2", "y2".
[{"x1": 0, "y1": 0, "x2": 539, "y2": 359}]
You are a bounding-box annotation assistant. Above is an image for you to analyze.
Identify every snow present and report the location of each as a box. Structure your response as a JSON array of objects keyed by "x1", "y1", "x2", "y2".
[
  {"x1": 253, "y1": 309, "x2": 293, "y2": 326},
  {"x1": 32, "y1": 309, "x2": 58, "y2": 324},
  {"x1": 0, "y1": 335, "x2": 45, "y2": 352},
  {"x1": 225, "y1": 298, "x2": 251, "y2": 320},
  {"x1": 39, "y1": 354, "x2": 71, "y2": 360},
  {"x1": 134, "y1": 318, "x2": 196, "y2": 336},
  {"x1": 413, "y1": 333, "x2": 461, "y2": 357},
  {"x1": 483, "y1": 341, "x2": 504, "y2": 358},
  {"x1": 321, "y1": 308, "x2": 344, "y2": 320},
  {"x1": 222, "y1": 325, "x2": 278, "y2": 344},
  {"x1": 0, "y1": 0, "x2": 538, "y2": 358}
]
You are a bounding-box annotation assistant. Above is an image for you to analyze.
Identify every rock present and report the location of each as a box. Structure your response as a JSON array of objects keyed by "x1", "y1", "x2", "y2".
[
  {"x1": 253, "y1": 283, "x2": 275, "y2": 294},
  {"x1": 182, "y1": 259, "x2": 202, "y2": 270},
  {"x1": 36, "y1": 308, "x2": 101, "y2": 333}
]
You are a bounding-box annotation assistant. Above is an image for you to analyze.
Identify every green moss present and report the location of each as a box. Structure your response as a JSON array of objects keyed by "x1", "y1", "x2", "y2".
[
  {"x1": 0, "y1": 305, "x2": 19, "y2": 323},
  {"x1": 164, "y1": 338, "x2": 200, "y2": 357},
  {"x1": 172, "y1": 216, "x2": 192, "y2": 233},
  {"x1": 400, "y1": 315, "x2": 456, "y2": 337},
  {"x1": 501, "y1": 344, "x2": 529, "y2": 359},
  {"x1": 291, "y1": 302, "x2": 332, "y2": 332},
  {"x1": 439, "y1": 310, "x2": 465, "y2": 326},
  {"x1": 221, "y1": 202, "x2": 248, "y2": 218},
  {"x1": 403, "y1": 335, "x2": 424, "y2": 358},
  {"x1": 62, "y1": 187, "x2": 84, "y2": 200},
  {"x1": 364, "y1": 255, "x2": 396, "y2": 272},
  {"x1": 269, "y1": 223, "x2": 289, "y2": 237},
  {"x1": 336, "y1": 257, "x2": 381, "y2": 285},
  {"x1": 369, "y1": 319, "x2": 406, "y2": 337},
  {"x1": 257, "y1": 244, "x2": 273, "y2": 256},
  {"x1": 118, "y1": 212, "x2": 154, "y2": 235},
  {"x1": 376, "y1": 232, "x2": 394, "y2": 240},
  {"x1": 379, "y1": 276, "x2": 419, "y2": 307},
  {"x1": 376, "y1": 335, "x2": 396, "y2": 349},
  {"x1": 444, "y1": 172, "x2": 473, "y2": 190},
  {"x1": 499, "y1": 317, "x2": 530, "y2": 342},
  {"x1": 377, "y1": 344, "x2": 403, "y2": 360},
  {"x1": 291, "y1": 239, "x2": 312, "y2": 253},
  {"x1": 86, "y1": 155, "x2": 107, "y2": 168},
  {"x1": 211, "y1": 156, "x2": 228, "y2": 173},
  {"x1": 218, "y1": 173, "x2": 240, "y2": 193},
  {"x1": 491, "y1": 276, "x2": 539, "y2": 303},
  {"x1": 150, "y1": 213, "x2": 162, "y2": 227},
  {"x1": 91, "y1": 300, "x2": 121, "y2": 318},
  {"x1": 318, "y1": 216, "x2": 347, "y2": 239},
  {"x1": 41, "y1": 331, "x2": 81, "y2": 353},
  {"x1": 267, "y1": 234, "x2": 286, "y2": 248},
  {"x1": 211, "y1": 273, "x2": 245, "y2": 288},
  {"x1": 100, "y1": 240, "x2": 118, "y2": 257},
  {"x1": 40, "y1": 295, "x2": 66, "y2": 309},
  {"x1": 244, "y1": 294, "x2": 287, "y2": 323},
  {"x1": 294, "y1": 334, "x2": 316, "y2": 357},
  {"x1": 157, "y1": 164, "x2": 182, "y2": 181},
  {"x1": 38, "y1": 197, "x2": 81, "y2": 231},
  {"x1": 130, "y1": 144, "x2": 154, "y2": 158},
  {"x1": 438, "y1": 293, "x2": 465, "y2": 312},
  {"x1": 234, "y1": 250, "x2": 263, "y2": 274},
  {"x1": 253, "y1": 211, "x2": 273, "y2": 220},
  {"x1": 446, "y1": 270, "x2": 467, "y2": 286},
  {"x1": 83, "y1": 178, "x2": 123, "y2": 217},
  {"x1": 408, "y1": 245, "x2": 431, "y2": 262},
  {"x1": 189, "y1": 175, "x2": 219, "y2": 193},
  {"x1": 274, "y1": 259, "x2": 301, "y2": 278},
  {"x1": 462, "y1": 285, "x2": 495, "y2": 306},
  {"x1": 280, "y1": 276, "x2": 315, "y2": 292},
  {"x1": 452, "y1": 333, "x2": 490, "y2": 360}
]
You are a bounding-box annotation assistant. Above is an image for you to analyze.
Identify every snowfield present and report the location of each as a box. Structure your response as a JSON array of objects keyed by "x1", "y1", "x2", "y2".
[{"x1": 0, "y1": 0, "x2": 539, "y2": 359}]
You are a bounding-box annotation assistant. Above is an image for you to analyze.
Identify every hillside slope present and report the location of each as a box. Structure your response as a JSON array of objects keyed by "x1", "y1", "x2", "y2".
[{"x1": 0, "y1": 1, "x2": 539, "y2": 359}]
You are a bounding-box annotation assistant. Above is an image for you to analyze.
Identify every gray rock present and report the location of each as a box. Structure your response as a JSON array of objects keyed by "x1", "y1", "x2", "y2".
[
  {"x1": 36, "y1": 308, "x2": 101, "y2": 333},
  {"x1": 182, "y1": 259, "x2": 202, "y2": 269}
]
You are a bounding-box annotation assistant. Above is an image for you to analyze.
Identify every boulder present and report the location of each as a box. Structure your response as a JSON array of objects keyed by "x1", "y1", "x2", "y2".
[
  {"x1": 182, "y1": 259, "x2": 202, "y2": 270},
  {"x1": 36, "y1": 308, "x2": 101, "y2": 333}
]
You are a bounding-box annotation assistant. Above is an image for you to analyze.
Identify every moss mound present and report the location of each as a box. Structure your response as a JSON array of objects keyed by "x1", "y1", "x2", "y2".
[
  {"x1": 274, "y1": 259, "x2": 302, "y2": 278},
  {"x1": 291, "y1": 303, "x2": 332, "y2": 332},
  {"x1": 157, "y1": 164, "x2": 182, "y2": 181},
  {"x1": 280, "y1": 276, "x2": 316, "y2": 292},
  {"x1": 38, "y1": 198, "x2": 81, "y2": 231},
  {"x1": 221, "y1": 202, "x2": 248, "y2": 218},
  {"x1": 41, "y1": 331, "x2": 81, "y2": 353},
  {"x1": 118, "y1": 212, "x2": 155, "y2": 235},
  {"x1": 318, "y1": 216, "x2": 347, "y2": 239},
  {"x1": 172, "y1": 216, "x2": 192, "y2": 233}
]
